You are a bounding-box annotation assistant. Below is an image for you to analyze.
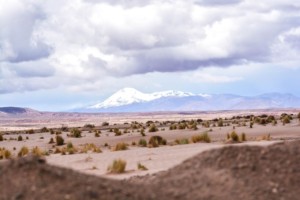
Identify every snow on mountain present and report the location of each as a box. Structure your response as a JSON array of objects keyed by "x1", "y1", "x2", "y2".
[
  {"x1": 82, "y1": 88, "x2": 300, "y2": 112},
  {"x1": 88, "y1": 88, "x2": 205, "y2": 109}
]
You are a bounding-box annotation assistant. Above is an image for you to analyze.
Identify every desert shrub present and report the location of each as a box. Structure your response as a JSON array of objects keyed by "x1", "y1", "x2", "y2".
[
  {"x1": 217, "y1": 119, "x2": 224, "y2": 127},
  {"x1": 84, "y1": 124, "x2": 95, "y2": 129},
  {"x1": 80, "y1": 143, "x2": 101, "y2": 153},
  {"x1": 114, "y1": 142, "x2": 128, "y2": 151},
  {"x1": 191, "y1": 132, "x2": 211, "y2": 143},
  {"x1": 49, "y1": 138, "x2": 55, "y2": 144},
  {"x1": 41, "y1": 127, "x2": 49, "y2": 133},
  {"x1": 18, "y1": 146, "x2": 29, "y2": 157},
  {"x1": 140, "y1": 129, "x2": 146, "y2": 136},
  {"x1": 138, "y1": 139, "x2": 147, "y2": 147},
  {"x1": 31, "y1": 146, "x2": 43, "y2": 157},
  {"x1": 229, "y1": 131, "x2": 239, "y2": 142},
  {"x1": 65, "y1": 142, "x2": 78, "y2": 154},
  {"x1": 67, "y1": 142, "x2": 74, "y2": 149},
  {"x1": 54, "y1": 147, "x2": 61, "y2": 154},
  {"x1": 240, "y1": 133, "x2": 247, "y2": 141},
  {"x1": 148, "y1": 136, "x2": 166, "y2": 147},
  {"x1": 169, "y1": 124, "x2": 177, "y2": 130},
  {"x1": 102, "y1": 122, "x2": 109, "y2": 126},
  {"x1": 107, "y1": 159, "x2": 126, "y2": 174},
  {"x1": 55, "y1": 131, "x2": 62, "y2": 135},
  {"x1": 0, "y1": 148, "x2": 12, "y2": 159},
  {"x1": 202, "y1": 121, "x2": 210, "y2": 128},
  {"x1": 137, "y1": 162, "x2": 148, "y2": 171},
  {"x1": 148, "y1": 124, "x2": 158, "y2": 132},
  {"x1": 56, "y1": 135, "x2": 64, "y2": 146},
  {"x1": 282, "y1": 115, "x2": 291, "y2": 125},
  {"x1": 250, "y1": 122, "x2": 253, "y2": 128},
  {"x1": 261, "y1": 134, "x2": 271, "y2": 141},
  {"x1": 95, "y1": 132, "x2": 100, "y2": 137},
  {"x1": 26, "y1": 129, "x2": 34, "y2": 134},
  {"x1": 17, "y1": 135, "x2": 23, "y2": 141},
  {"x1": 131, "y1": 141, "x2": 136, "y2": 146},
  {"x1": 61, "y1": 125, "x2": 69, "y2": 132},
  {"x1": 0, "y1": 133, "x2": 3, "y2": 141},
  {"x1": 50, "y1": 129, "x2": 54, "y2": 134},
  {"x1": 178, "y1": 123, "x2": 186, "y2": 130},
  {"x1": 114, "y1": 128, "x2": 122, "y2": 136},
  {"x1": 175, "y1": 138, "x2": 189, "y2": 145},
  {"x1": 70, "y1": 128, "x2": 82, "y2": 138},
  {"x1": 190, "y1": 123, "x2": 198, "y2": 130}
]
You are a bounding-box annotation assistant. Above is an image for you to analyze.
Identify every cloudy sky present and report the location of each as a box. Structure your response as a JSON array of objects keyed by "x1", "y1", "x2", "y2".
[{"x1": 1, "y1": 0, "x2": 300, "y2": 111}]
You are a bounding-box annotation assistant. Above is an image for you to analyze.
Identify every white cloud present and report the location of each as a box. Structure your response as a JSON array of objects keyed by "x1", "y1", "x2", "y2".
[{"x1": 1, "y1": 0, "x2": 300, "y2": 94}]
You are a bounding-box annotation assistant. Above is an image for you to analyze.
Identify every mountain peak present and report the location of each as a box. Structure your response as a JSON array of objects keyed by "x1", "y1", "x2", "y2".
[{"x1": 88, "y1": 88, "x2": 197, "y2": 109}]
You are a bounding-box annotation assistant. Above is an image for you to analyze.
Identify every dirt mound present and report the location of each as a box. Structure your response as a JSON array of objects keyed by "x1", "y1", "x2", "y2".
[
  {"x1": 146, "y1": 141, "x2": 300, "y2": 200},
  {"x1": 1, "y1": 141, "x2": 300, "y2": 200},
  {"x1": 0, "y1": 157, "x2": 146, "y2": 200}
]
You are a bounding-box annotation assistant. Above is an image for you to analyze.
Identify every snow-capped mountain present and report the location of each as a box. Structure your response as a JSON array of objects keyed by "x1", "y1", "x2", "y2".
[
  {"x1": 78, "y1": 88, "x2": 300, "y2": 112},
  {"x1": 89, "y1": 88, "x2": 208, "y2": 109}
]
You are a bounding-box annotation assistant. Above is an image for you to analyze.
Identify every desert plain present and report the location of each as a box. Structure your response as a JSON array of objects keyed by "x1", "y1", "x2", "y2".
[{"x1": 1, "y1": 109, "x2": 300, "y2": 199}]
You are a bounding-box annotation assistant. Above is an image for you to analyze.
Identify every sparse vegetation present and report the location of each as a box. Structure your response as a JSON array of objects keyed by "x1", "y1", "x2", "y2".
[
  {"x1": 31, "y1": 146, "x2": 44, "y2": 157},
  {"x1": 148, "y1": 124, "x2": 158, "y2": 132},
  {"x1": 107, "y1": 159, "x2": 126, "y2": 173},
  {"x1": 95, "y1": 131, "x2": 100, "y2": 137},
  {"x1": 191, "y1": 132, "x2": 211, "y2": 143},
  {"x1": 175, "y1": 138, "x2": 189, "y2": 145},
  {"x1": 114, "y1": 128, "x2": 122, "y2": 136},
  {"x1": 0, "y1": 133, "x2": 3, "y2": 141},
  {"x1": 114, "y1": 142, "x2": 128, "y2": 151},
  {"x1": 84, "y1": 124, "x2": 95, "y2": 129},
  {"x1": 26, "y1": 129, "x2": 34, "y2": 134},
  {"x1": 241, "y1": 133, "x2": 247, "y2": 141},
  {"x1": 137, "y1": 162, "x2": 148, "y2": 171},
  {"x1": 229, "y1": 131, "x2": 239, "y2": 142},
  {"x1": 41, "y1": 127, "x2": 49, "y2": 132},
  {"x1": 80, "y1": 143, "x2": 102, "y2": 153},
  {"x1": 102, "y1": 122, "x2": 109, "y2": 126},
  {"x1": 17, "y1": 135, "x2": 23, "y2": 141},
  {"x1": 140, "y1": 129, "x2": 146, "y2": 136},
  {"x1": 138, "y1": 139, "x2": 147, "y2": 147},
  {"x1": 148, "y1": 135, "x2": 167, "y2": 147},
  {"x1": 49, "y1": 137, "x2": 55, "y2": 144},
  {"x1": 56, "y1": 135, "x2": 64, "y2": 146},
  {"x1": 18, "y1": 146, "x2": 29, "y2": 157},
  {"x1": 0, "y1": 148, "x2": 12, "y2": 159},
  {"x1": 70, "y1": 128, "x2": 82, "y2": 138}
]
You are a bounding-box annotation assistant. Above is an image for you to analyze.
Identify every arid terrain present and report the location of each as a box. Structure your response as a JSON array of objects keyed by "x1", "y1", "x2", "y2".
[{"x1": 1, "y1": 109, "x2": 300, "y2": 199}]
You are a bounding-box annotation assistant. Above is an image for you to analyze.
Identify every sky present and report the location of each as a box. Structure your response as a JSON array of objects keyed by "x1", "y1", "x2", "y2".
[{"x1": 1, "y1": 0, "x2": 300, "y2": 111}]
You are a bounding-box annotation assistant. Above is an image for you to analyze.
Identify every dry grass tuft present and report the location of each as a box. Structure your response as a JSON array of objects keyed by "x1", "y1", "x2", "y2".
[
  {"x1": 107, "y1": 159, "x2": 126, "y2": 174},
  {"x1": 191, "y1": 132, "x2": 211, "y2": 143}
]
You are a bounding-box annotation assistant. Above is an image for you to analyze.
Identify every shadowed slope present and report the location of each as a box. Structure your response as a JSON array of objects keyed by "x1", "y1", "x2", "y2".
[{"x1": 1, "y1": 141, "x2": 300, "y2": 200}]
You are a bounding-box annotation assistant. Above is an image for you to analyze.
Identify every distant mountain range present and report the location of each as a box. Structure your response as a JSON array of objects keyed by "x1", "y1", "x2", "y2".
[
  {"x1": 0, "y1": 107, "x2": 37, "y2": 114},
  {"x1": 75, "y1": 88, "x2": 300, "y2": 112}
]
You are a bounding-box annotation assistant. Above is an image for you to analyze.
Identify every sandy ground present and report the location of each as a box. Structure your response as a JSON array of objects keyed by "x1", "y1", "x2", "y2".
[
  {"x1": 46, "y1": 141, "x2": 278, "y2": 179},
  {"x1": 1, "y1": 110, "x2": 300, "y2": 179}
]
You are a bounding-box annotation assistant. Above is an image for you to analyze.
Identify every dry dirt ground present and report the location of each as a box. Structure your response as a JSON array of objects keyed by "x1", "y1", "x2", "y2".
[
  {"x1": 1, "y1": 140, "x2": 300, "y2": 200},
  {"x1": 1, "y1": 110, "x2": 300, "y2": 179},
  {"x1": 1, "y1": 110, "x2": 300, "y2": 199}
]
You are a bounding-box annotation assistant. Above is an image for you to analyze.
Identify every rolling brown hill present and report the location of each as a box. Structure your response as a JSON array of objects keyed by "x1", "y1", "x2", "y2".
[{"x1": 1, "y1": 141, "x2": 300, "y2": 200}]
